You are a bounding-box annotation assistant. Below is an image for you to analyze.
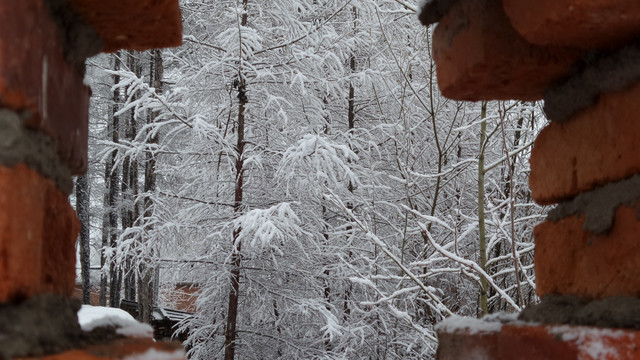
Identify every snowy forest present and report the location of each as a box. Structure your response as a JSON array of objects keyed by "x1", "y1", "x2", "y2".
[{"x1": 74, "y1": 0, "x2": 547, "y2": 358}]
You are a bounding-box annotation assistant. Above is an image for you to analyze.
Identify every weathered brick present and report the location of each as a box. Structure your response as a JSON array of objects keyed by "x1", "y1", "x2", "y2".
[
  {"x1": 41, "y1": 181, "x2": 81, "y2": 296},
  {"x1": 67, "y1": 0, "x2": 182, "y2": 52},
  {"x1": 535, "y1": 204, "x2": 640, "y2": 299},
  {"x1": 530, "y1": 80, "x2": 640, "y2": 204},
  {"x1": 0, "y1": 1, "x2": 89, "y2": 174},
  {"x1": 432, "y1": 0, "x2": 580, "y2": 101},
  {"x1": 503, "y1": 0, "x2": 640, "y2": 49},
  {"x1": 437, "y1": 320, "x2": 640, "y2": 360},
  {"x1": 0, "y1": 164, "x2": 79, "y2": 302},
  {"x1": 18, "y1": 338, "x2": 186, "y2": 360},
  {"x1": 0, "y1": 165, "x2": 45, "y2": 301},
  {"x1": 501, "y1": 324, "x2": 640, "y2": 360},
  {"x1": 499, "y1": 325, "x2": 576, "y2": 359},
  {"x1": 437, "y1": 331, "x2": 499, "y2": 360}
]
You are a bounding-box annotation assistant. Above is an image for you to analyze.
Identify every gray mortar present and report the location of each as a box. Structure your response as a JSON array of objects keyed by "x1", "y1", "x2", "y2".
[
  {"x1": 544, "y1": 41, "x2": 640, "y2": 123},
  {"x1": 547, "y1": 174, "x2": 640, "y2": 235},
  {"x1": 43, "y1": 0, "x2": 104, "y2": 73},
  {"x1": 418, "y1": 0, "x2": 461, "y2": 26},
  {"x1": 0, "y1": 109, "x2": 73, "y2": 195},
  {"x1": 519, "y1": 294, "x2": 640, "y2": 329},
  {"x1": 0, "y1": 294, "x2": 121, "y2": 359}
]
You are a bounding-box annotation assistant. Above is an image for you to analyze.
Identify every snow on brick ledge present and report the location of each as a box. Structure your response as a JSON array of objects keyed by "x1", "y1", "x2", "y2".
[
  {"x1": 436, "y1": 316, "x2": 640, "y2": 360},
  {"x1": 435, "y1": 313, "x2": 516, "y2": 335},
  {"x1": 15, "y1": 306, "x2": 186, "y2": 360}
]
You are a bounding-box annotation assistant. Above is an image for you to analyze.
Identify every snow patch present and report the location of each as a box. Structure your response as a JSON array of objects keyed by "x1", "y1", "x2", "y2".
[
  {"x1": 124, "y1": 348, "x2": 185, "y2": 360},
  {"x1": 482, "y1": 311, "x2": 519, "y2": 323},
  {"x1": 77, "y1": 305, "x2": 153, "y2": 338},
  {"x1": 435, "y1": 315, "x2": 503, "y2": 335},
  {"x1": 83, "y1": 72, "x2": 93, "y2": 87},
  {"x1": 548, "y1": 325, "x2": 630, "y2": 359},
  {"x1": 349, "y1": 277, "x2": 375, "y2": 288}
]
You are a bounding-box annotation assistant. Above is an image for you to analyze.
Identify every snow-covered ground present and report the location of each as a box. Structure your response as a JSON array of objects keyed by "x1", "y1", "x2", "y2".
[{"x1": 77, "y1": 305, "x2": 153, "y2": 337}]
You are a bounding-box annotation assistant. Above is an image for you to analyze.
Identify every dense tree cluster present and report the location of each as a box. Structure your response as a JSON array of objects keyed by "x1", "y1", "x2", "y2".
[{"x1": 76, "y1": 0, "x2": 547, "y2": 358}]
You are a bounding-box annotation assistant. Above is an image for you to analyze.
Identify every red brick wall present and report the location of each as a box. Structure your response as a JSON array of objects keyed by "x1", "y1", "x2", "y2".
[
  {"x1": 0, "y1": 1, "x2": 183, "y2": 358},
  {"x1": 423, "y1": 0, "x2": 640, "y2": 358}
]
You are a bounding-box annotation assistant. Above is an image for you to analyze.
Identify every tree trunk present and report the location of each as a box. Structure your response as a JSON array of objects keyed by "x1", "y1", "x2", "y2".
[
  {"x1": 123, "y1": 50, "x2": 140, "y2": 302},
  {"x1": 100, "y1": 162, "x2": 109, "y2": 306},
  {"x1": 76, "y1": 174, "x2": 91, "y2": 304},
  {"x1": 322, "y1": 207, "x2": 332, "y2": 352},
  {"x1": 109, "y1": 52, "x2": 122, "y2": 308},
  {"x1": 138, "y1": 49, "x2": 162, "y2": 323},
  {"x1": 224, "y1": 79, "x2": 246, "y2": 360},
  {"x1": 343, "y1": 47, "x2": 356, "y2": 325},
  {"x1": 99, "y1": 52, "x2": 122, "y2": 307},
  {"x1": 224, "y1": 3, "x2": 248, "y2": 353}
]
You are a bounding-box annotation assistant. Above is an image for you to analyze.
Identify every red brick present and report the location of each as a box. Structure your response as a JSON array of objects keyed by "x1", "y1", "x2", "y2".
[
  {"x1": 41, "y1": 181, "x2": 81, "y2": 296},
  {"x1": 500, "y1": 325, "x2": 576, "y2": 359},
  {"x1": 18, "y1": 338, "x2": 186, "y2": 359},
  {"x1": 503, "y1": 0, "x2": 640, "y2": 49},
  {"x1": 534, "y1": 204, "x2": 640, "y2": 299},
  {"x1": 67, "y1": 0, "x2": 182, "y2": 53},
  {"x1": 432, "y1": 0, "x2": 580, "y2": 101},
  {"x1": 0, "y1": 164, "x2": 79, "y2": 302},
  {"x1": 0, "y1": 1, "x2": 89, "y2": 174},
  {"x1": 0, "y1": 165, "x2": 45, "y2": 301},
  {"x1": 437, "y1": 331, "x2": 499, "y2": 360},
  {"x1": 437, "y1": 320, "x2": 640, "y2": 360},
  {"x1": 501, "y1": 324, "x2": 640, "y2": 360},
  {"x1": 529, "y1": 80, "x2": 640, "y2": 204}
]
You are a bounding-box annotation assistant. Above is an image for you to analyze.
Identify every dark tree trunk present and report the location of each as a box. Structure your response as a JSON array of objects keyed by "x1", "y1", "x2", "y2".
[
  {"x1": 100, "y1": 52, "x2": 122, "y2": 307},
  {"x1": 224, "y1": 4, "x2": 248, "y2": 354},
  {"x1": 343, "y1": 8, "x2": 357, "y2": 323},
  {"x1": 100, "y1": 162, "x2": 109, "y2": 306},
  {"x1": 109, "y1": 52, "x2": 122, "y2": 308},
  {"x1": 138, "y1": 49, "x2": 162, "y2": 323},
  {"x1": 224, "y1": 83, "x2": 246, "y2": 360},
  {"x1": 123, "y1": 50, "x2": 140, "y2": 302},
  {"x1": 76, "y1": 174, "x2": 91, "y2": 304}
]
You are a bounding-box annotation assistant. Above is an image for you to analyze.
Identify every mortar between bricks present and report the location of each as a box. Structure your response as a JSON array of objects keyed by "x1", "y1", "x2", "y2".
[
  {"x1": 548, "y1": 174, "x2": 640, "y2": 235},
  {"x1": 0, "y1": 109, "x2": 73, "y2": 195},
  {"x1": 530, "y1": 80, "x2": 640, "y2": 205},
  {"x1": 0, "y1": 1, "x2": 91, "y2": 175},
  {"x1": 544, "y1": 41, "x2": 640, "y2": 123}
]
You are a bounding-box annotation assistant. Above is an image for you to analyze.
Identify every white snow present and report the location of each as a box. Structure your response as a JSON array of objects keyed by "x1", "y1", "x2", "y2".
[
  {"x1": 123, "y1": 348, "x2": 186, "y2": 360},
  {"x1": 435, "y1": 315, "x2": 503, "y2": 335},
  {"x1": 77, "y1": 305, "x2": 153, "y2": 338},
  {"x1": 481, "y1": 311, "x2": 519, "y2": 323},
  {"x1": 548, "y1": 325, "x2": 629, "y2": 359},
  {"x1": 83, "y1": 72, "x2": 93, "y2": 87}
]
